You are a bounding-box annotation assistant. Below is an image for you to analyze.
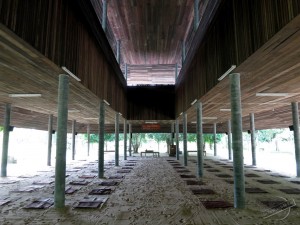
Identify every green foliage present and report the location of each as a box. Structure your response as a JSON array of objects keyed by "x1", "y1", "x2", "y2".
[
  {"x1": 0, "y1": 126, "x2": 3, "y2": 132},
  {"x1": 257, "y1": 129, "x2": 283, "y2": 143},
  {"x1": 147, "y1": 133, "x2": 169, "y2": 151},
  {"x1": 83, "y1": 133, "x2": 124, "y2": 144},
  {"x1": 132, "y1": 133, "x2": 146, "y2": 153}
]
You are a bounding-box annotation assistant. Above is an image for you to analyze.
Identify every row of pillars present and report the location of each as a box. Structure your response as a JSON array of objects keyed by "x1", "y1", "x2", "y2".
[
  {"x1": 175, "y1": 73, "x2": 300, "y2": 209},
  {"x1": 0, "y1": 74, "x2": 133, "y2": 209}
]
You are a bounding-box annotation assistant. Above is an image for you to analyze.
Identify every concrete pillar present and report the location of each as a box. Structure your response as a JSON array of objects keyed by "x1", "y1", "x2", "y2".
[
  {"x1": 250, "y1": 113, "x2": 256, "y2": 166},
  {"x1": 227, "y1": 120, "x2": 232, "y2": 160},
  {"x1": 129, "y1": 124, "x2": 132, "y2": 156},
  {"x1": 194, "y1": 0, "x2": 199, "y2": 31},
  {"x1": 87, "y1": 124, "x2": 90, "y2": 157},
  {"x1": 181, "y1": 41, "x2": 186, "y2": 67},
  {"x1": 230, "y1": 73, "x2": 245, "y2": 209},
  {"x1": 116, "y1": 40, "x2": 121, "y2": 64},
  {"x1": 1, "y1": 104, "x2": 11, "y2": 177},
  {"x1": 213, "y1": 123, "x2": 217, "y2": 156},
  {"x1": 47, "y1": 114, "x2": 53, "y2": 166},
  {"x1": 196, "y1": 101, "x2": 204, "y2": 177},
  {"x1": 54, "y1": 74, "x2": 69, "y2": 208},
  {"x1": 171, "y1": 123, "x2": 174, "y2": 145},
  {"x1": 102, "y1": 0, "x2": 107, "y2": 32},
  {"x1": 125, "y1": 64, "x2": 128, "y2": 81},
  {"x1": 183, "y1": 112, "x2": 188, "y2": 166},
  {"x1": 115, "y1": 112, "x2": 120, "y2": 166},
  {"x1": 98, "y1": 100, "x2": 105, "y2": 178},
  {"x1": 72, "y1": 120, "x2": 76, "y2": 160},
  {"x1": 175, "y1": 63, "x2": 178, "y2": 81},
  {"x1": 292, "y1": 102, "x2": 300, "y2": 177},
  {"x1": 124, "y1": 119, "x2": 127, "y2": 160},
  {"x1": 175, "y1": 119, "x2": 180, "y2": 160}
]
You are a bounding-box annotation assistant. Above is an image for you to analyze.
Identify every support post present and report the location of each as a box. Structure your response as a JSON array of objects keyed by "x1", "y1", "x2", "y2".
[
  {"x1": 230, "y1": 73, "x2": 245, "y2": 209},
  {"x1": 54, "y1": 74, "x2": 69, "y2": 208},
  {"x1": 292, "y1": 102, "x2": 300, "y2": 177},
  {"x1": 196, "y1": 101, "x2": 204, "y2": 177},
  {"x1": 213, "y1": 123, "x2": 217, "y2": 156},
  {"x1": 115, "y1": 112, "x2": 119, "y2": 166},
  {"x1": 72, "y1": 120, "x2": 76, "y2": 160},
  {"x1": 116, "y1": 40, "x2": 121, "y2": 64},
  {"x1": 181, "y1": 41, "x2": 186, "y2": 67},
  {"x1": 102, "y1": 0, "x2": 107, "y2": 32},
  {"x1": 250, "y1": 113, "x2": 256, "y2": 166},
  {"x1": 87, "y1": 124, "x2": 90, "y2": 157},
  {"x1": 183, "y1": 112, "x2": 188, "y2": 166},
  {"x1": 98, "y1": 100, "x2": 105, "y2": 178},
  {"x1": 176, "y1": 119, "x2": 180, "y2": 160},
  {"x1": 1, "y1": 104, "x2": 11, "y2": 177},
  {"x1": 175, "y1": 63, "x2": 178, "y2": 81},
  {"x1": 129, "y1": 124, "x2": 132, "y2": 156},
  {"x1": 171, "y1": 123, "x2": 174, "y2": 145},
  {"x1": 194, "y1": 0, "x2": 199, "y2": 31},
  {"x1": 124, "y1": 119, "x2": 127, "y2": 160},
  {"x1": 228, "y1": 120, "x2": 232, "y2": 160},
  {"x1": 47, "y1": 114, "x2": 53, "y2": 166}
]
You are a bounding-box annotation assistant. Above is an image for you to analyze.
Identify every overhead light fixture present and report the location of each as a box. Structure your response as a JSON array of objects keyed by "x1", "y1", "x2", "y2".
[
  {"x1": 62, "y1": 66, "x2": 81, "y2": 82},
  {"x1": 119, "y1": 113, "x2": 122, "y2": 116},
  {"x1": 218, "y1": 65, "x2": 236, "y2": 81},
  {"x1": 179, "y1": 112, "x2": 183, "y2": 116},
  {"x1": 256, "y1": 92, "x2": 289, "y2": 97},
  {"x1": 220, "y1": 109, "x2": 231, "y2": 112},
  {"x1": 191, "y1": 121, "x2": 196, "y2": 124},
  {"x1": 68, "y1": 109, "x2": 80, "y2": 113},
  {"x1": 145, "y1": 121, "x2": 158, "y2": 124},
  {"x1": 203, "y1": 117, "x2": 217, "y2": 120},
  {"x1": 103, "y1": 99, "x2": 110, "y2": 105},
  {"x1": 191, "y1": 99, "x2": 197, "y2": 105},
  {"x1": 9, "y1": 93, "x2": 42, "y2": 97}
]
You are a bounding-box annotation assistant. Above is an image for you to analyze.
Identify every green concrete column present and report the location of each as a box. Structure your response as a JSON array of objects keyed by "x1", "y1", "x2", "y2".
[
  {"x1": 196, "y1": 101, "x2": 204, "y2": 177},
  {"x1": 47, "y1": 114, "x2": 53, "y2": 166},
  {"x1": 228, "y1": 120, "x2": 232, "y2": 160},
  {"x1": 171, "y1": 122, "x2": 174, "y2": 145},
  {"x1": 213, "y1": 123, "x2": 217, "y2": 156},
  {"x1": 1, "y1": 103, "x2": 11, "y2": 177},
  {"x1": 115, "y1": 112, "x2": 119, "y2": 166},
  {"x1": 98, "y1": 100, "x2": 105, "y2": 178},
  {"x1": 194, "y1": 0, "x2": 199, "y2": 31},
  {"x1": 116, "y1": 40, "x2": 121, "y2": 64},
  {"x1": 124, "y1": 119, "x2": 127, "y2": 160},
  {"x1": 230, "y1": 73, "x2": 245, "y2": 209},
  {"x1": 183, "y1": 112, "x2": 188, "y2": 166},
  {"x1": 129, "y1": 124, "x2": 132, "y2": 156},
  {"x1": 182, "y1": 41, "x2": 186, "y2": 66},
  {"x1": 87, "y1": 124, "x2": 90, "y2": 157},
  {"x1": 102, "y1": 0, "x2": 107, "y2": 32},
  {"x1": 72, "y1": 120, "x2": 76, "y2": 160},
  {"x1": 292, "y1": 102, "x2": 300, "y2": 177},
  {"x1": 250, "y1": 113, "x2": 256, "y2": 166},
  {"x1": 175, "y1": 119, "x2": 180, "y2": 160},
  {"x1": 175, "y1": 63, "x2": 178, "y2": 81},
  {"x1": 54, "y1": 74, "x2": 69, "y2": 208}
]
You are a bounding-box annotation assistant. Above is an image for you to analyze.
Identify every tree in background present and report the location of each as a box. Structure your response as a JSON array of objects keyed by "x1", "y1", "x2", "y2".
[
  {"x1": 148, "y1": 133, "x2": 169, "y2": 151},
  {"x1": 132, "y1": 133, "x2": 146, "y2": 153},
  {"x1": 83, "y1": 133, "x2": 124, "y2": 151}
]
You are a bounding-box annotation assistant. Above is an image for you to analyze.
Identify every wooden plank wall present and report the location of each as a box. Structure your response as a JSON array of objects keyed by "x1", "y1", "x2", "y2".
[
  {"x1": 176, "y1": 0, "x2": 300, "y2": 116},
  {"x1": 0, "y1": 0, "x2": 127, "y2": 116},
  {"x1": 127, "y1": 85, "x2": 175, "y2": 120}
]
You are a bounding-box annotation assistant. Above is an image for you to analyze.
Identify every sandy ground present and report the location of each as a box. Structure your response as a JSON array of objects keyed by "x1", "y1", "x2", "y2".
[{"x1": 0, "y1": 153, "x2": 300, "y2": 225}]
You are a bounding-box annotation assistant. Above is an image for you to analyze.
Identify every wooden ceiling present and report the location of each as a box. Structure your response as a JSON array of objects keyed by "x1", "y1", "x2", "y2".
[{"x1": 107, "y1": 0, "x2": 196, "y2": 85}]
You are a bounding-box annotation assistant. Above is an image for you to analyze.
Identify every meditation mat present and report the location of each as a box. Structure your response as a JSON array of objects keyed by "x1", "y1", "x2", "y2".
[
  {"x1": 24, "y1": 198, "x2": 53, "y2": 209},
  {"x1": 191, "y1": 188, "x2": 216, "y2": 195},
  {"x1": 201, "y1": 200, "x2": 233, "y2": 209},
  {"x1": 256, "y1": 179, "x2": 279, "y2": 184},
  {"x1": 245, "y1": 188, "x2": 268, "y2": 193}
]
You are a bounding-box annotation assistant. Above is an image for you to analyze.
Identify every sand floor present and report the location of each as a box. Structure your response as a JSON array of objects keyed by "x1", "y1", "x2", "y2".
[{"x1": 0, "y1": 153, "x2": 300, "y2": 225}]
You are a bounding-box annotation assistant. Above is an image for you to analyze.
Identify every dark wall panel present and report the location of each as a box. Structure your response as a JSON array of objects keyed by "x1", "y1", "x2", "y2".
[
  {"x1": 176, "y1": 0, "x2": 300, "y2": 115},
  {"x1": 127, "y1": 85, "x2": 175, "y2": 120},
  {"x1": 0, "y1": 0, "x2": 127, "y2": 115}
]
